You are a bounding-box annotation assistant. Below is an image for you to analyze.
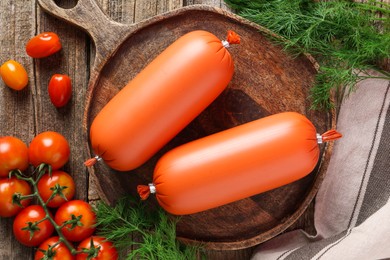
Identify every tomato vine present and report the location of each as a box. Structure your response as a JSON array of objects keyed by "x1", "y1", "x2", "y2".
[{"x1": 11, "y1": 164, "x2": 100, "y2": 259}]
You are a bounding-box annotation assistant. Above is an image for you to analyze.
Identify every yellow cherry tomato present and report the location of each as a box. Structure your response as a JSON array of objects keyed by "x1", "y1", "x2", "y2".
[{"x1": 0, "y1": 60, "x2": 29, "y2": 90}]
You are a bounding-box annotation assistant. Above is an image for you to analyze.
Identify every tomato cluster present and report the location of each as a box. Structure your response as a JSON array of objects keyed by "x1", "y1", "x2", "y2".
[
  {"x1": 0, "y1": 133, "x2": 118, "y2": 260},
  {"x1": 0, "y1": 32, "x2": 72, "y2": 108},
  {"x1": 1, "y1": 30, "x2": 118, "y2": 260}
]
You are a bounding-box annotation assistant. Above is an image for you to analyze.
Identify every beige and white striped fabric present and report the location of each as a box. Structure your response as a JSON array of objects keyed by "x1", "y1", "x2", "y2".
[{"x1": 252, "y1": 74, "x2": 390, "y2": 260}]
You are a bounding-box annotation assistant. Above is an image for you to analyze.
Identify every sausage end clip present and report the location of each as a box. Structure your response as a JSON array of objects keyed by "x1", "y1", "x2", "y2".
[
  {"x1": 84, "y1": 155, "x2": 102, "y2": 167},
  {"x1": 318, "y1": 129, "x2": 342, "y2": 144},
  {"x1": 222, "y1": 30, "x2": 240, "y2": 48},
  {"x1": 137, "y1": 183, "x2": 156, "y2": 200}
]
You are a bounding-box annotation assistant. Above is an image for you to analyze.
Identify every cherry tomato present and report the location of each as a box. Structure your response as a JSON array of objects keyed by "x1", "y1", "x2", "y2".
[
  {"x1": 76, "y1": 236, "x2": 118, "y2": 260},
  {"x1": 35, "y1": 236, "x2": 75, "y2": 260},
  {"x1": 26, "y1": 32, "x2": 62, "y2": 58},
  {"x1": 37, "y1": 170, "x2": 75, "y2": 208},
  {"x1": 48, "y1": 74, "x2": 72, "y2": 108},
  {"x1": 13, "y1": 205, "x2": 54, "y2": 247},
  {"x1": 0, "y1": 136, "x2": 29, "y2": 178},
  {"x1": 0, "y1": 60, "x2": 29, "y2": 90},
  {"x1": 0, "y1": 177, "x2": 32, "y2": 217},
  {"x1": 28, "y1": 131, "x2": 70, "y2": 170},
  {"x1": 55, "y1": 200, "x2": 96, "y2": 242}
]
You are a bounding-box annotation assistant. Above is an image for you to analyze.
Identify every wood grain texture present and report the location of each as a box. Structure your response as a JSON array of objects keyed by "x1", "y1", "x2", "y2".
[
  {"x1": 0, "y1": 0, "x2": 36, "y2": 258},
  {"x1": 184, "y1": 0, "x2": 230, "y2": 9},
  {"x1": 35, "y1": 0, "x2": 89, "y2": 201}
]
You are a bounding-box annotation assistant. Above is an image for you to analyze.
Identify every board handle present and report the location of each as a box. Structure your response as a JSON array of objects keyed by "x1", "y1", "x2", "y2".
[{"x1": 38, "y1": 0, "x2": 133, "y2": 68}]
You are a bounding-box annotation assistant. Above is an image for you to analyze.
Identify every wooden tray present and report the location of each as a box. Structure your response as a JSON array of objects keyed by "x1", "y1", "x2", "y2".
[{"x1": 38, "y1": 0, "x2": 335, "y2": 250}]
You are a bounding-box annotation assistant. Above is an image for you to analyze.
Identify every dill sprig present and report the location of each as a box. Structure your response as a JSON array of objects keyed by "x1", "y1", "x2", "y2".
[
  {"x1": 225, "y1": 0, "x2": 390, "y2": 109},
  {"x1": 94, "y1": 196, "x2": 200, "y2": 260}
]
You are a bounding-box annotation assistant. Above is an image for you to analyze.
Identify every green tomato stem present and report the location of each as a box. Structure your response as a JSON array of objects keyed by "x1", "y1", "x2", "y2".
[
  {"x1": 14, "y1": 163, "x2": 101, "y2": 257},
  {"x1": 46, "y1": 184, "x2": 69, "y2": 205},
  {"x1": 17, "y1": 193, "x2": 37, "y2": 200},
  {"x1": 32, "y1": 214, "x2": 50, "y2": 225},
  {"x1": 33, "y1": 178, "x2": 77, "y2": 254},
  {"x1": 16, "y1": 163, "x2": 79, "y2": 256}
]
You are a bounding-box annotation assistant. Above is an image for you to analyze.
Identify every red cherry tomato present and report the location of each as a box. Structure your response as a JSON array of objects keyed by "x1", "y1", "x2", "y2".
[
  {"x1": 76, "y1": 236, "x2": 118, "y2": 260},
  {"x1": 13, "y1": 205, "x2": 55, "y2": 247},
  {"x1": 55, "y1": 200, "x2": 96, "y2": 242},
  {"x1": 0, "y1": 177, "x2": 32, "y2": 217},
  {"x1": 28, "y1": 131, "x2": 70, "y2": 170},
  {"x1": 35, "y1": 236, "x2": 75, "y2": 260},
  {"x1": 26, "y1": 32, "x2": 62, "y2": 58},
  {"x1": 48, "y1": 74, "x2": 72, "y2": 108},
  {"x1": 0, "y1": 60, "x2": 29, "y2": 90},
  {"x1": 37, "y1": 170, "x2": 75, "y2": 208},
  {"x1": 0, "y1": 136, "x2": 29, "y2": 178}
]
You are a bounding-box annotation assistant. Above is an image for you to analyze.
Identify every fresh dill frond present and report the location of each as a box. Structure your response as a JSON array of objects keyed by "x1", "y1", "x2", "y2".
[
  {"x1": 94, "y1": 196, "x2": 200, "y2": 260},
  {"x1": 225, "y1": 0, "x2": 390, "y2": 109}
]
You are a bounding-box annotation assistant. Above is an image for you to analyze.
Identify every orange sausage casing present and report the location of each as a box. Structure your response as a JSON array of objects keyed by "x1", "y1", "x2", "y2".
[
  {"x1": 138, "y1": 112, "x2": 341, "y2": 215},
  {"x1": 87, "y1": 30, "x2": 239, "y2": 171}
]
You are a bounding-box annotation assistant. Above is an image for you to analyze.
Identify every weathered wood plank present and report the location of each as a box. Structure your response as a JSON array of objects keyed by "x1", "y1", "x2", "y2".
[
  {"x1": 0, "y1": 0, "x2": 36, "y2": 141},
  {"x1": 134, "y1": 0, "x2": 159, "y2": 22},
  {"x1": 132, "y1": 0, "x2": 182, "y2": 22},
  {"x1": 0, "y1": 0, "x2": 36, "y2": 258},
  {"x1": 157, "y1": 0, "x2": 184, "y2": 13},
  {"x1": 96, "y1": 0, "x2": 136, "y2": 24},
  {"x1": 184, "y1": 0, "x2": 230, "y2": 9},
  {"x1": 34, "y1": 0, "x2": 89, "y2": 201}
]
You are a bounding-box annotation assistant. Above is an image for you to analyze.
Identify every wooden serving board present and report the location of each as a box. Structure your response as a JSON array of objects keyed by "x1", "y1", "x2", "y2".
[{"x1": 38, "y1": 0, "x2": 335, "y2": 250}]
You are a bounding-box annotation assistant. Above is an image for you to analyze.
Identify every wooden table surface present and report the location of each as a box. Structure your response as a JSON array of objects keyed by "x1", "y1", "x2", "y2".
[{"x1": 0, "y1": 0, "x2": 315, "y2": 259}]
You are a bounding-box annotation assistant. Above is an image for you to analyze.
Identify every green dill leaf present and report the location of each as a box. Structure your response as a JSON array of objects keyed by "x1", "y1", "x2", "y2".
[
  {"x1": 225, "y1": 0, "x2": 390, "y2": 109},
  {"x1": 94, "y1": 196, "x2": 201, "y2": 260}
]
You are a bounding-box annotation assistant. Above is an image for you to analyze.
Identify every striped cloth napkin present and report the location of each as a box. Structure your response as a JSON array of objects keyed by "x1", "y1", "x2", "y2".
[{"x1": 252, "y1": 74, "x2": 390, "y2": 260}]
